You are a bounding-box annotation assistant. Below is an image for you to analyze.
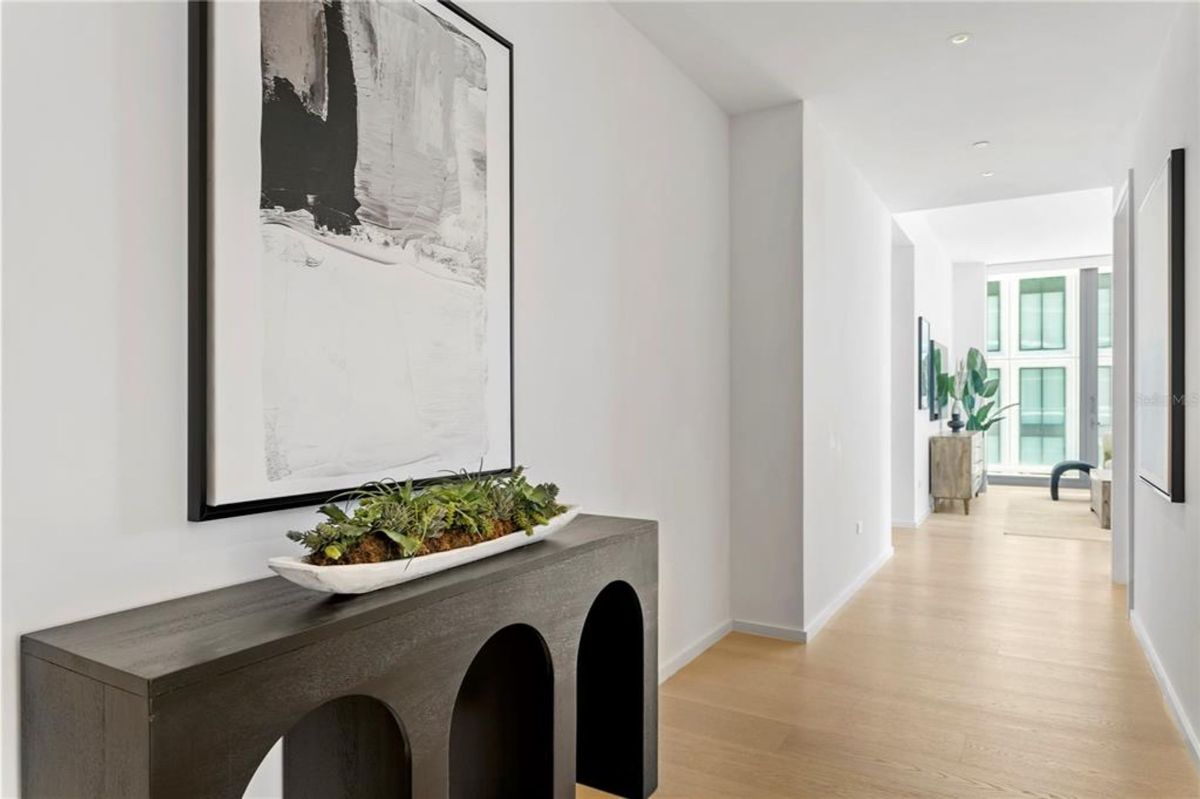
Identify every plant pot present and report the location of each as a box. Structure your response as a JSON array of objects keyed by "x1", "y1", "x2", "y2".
[
  {"x1": 269, "y1": 506, "x2": 582, "y2": 594},
  {"x1": 948, "y1": 411, "x2": 965, "y2": 433}
]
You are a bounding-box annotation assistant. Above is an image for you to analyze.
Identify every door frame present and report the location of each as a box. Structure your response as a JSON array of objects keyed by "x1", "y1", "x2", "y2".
[{"x1": 1112, "y1": 173, "x2": 1134, "y2": 608}]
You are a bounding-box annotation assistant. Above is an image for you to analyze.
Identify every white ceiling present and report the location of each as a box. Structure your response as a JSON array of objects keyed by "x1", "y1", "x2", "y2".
[
  {"x1": 894, "y1": 187, "x2": 1113, "y2": 264},
  {"x1": 614, "y1": 1, "x2": 1183, "y2": 211}
]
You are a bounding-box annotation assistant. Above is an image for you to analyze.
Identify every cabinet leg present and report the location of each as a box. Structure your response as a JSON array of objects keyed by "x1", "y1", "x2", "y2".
[{"x1": 963, "y1": 499, "x2": 970, "y2": 516}]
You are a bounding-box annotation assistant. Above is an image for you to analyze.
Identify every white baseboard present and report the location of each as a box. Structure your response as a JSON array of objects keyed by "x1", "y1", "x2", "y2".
[
  {"x1": 670, "y1": 548, "x2": 894, "y2": 681},
  {"x1": 731, "y1": 619, "x2": 807, "y2": 643},
  {"x1": 892, "y1": 503, "x2": 931, "y2": 529},
  {"x1": 803, "y1": 545, "x2": 894, "y2": 641},
  {"x1": 659, "y1": 618, "x2": 732, "y2": 683},
  {"x1": 1130, "y1": 610, "x2": 1200, "y2": 765}
]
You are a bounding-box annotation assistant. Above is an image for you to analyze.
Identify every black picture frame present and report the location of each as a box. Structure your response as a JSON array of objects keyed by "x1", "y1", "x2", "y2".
[
  {"x1": 1136, "y1": 148, "x2": 1186, "y2": 503},
  {"x1": 917, "y1": 317, "x2": 931, "y2": 410},
  {"x1": 1166, "y1": 148, "x2": 1186, "y2": 503},
  {"x1": 188, "y1": 0, "x2": 516, "y2": 521}
]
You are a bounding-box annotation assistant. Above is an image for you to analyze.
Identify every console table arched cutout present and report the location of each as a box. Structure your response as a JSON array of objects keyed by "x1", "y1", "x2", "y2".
[
  {"x1": 21, "y1": 515, "x2": 657, "y2": 798},
  {"x1": 280, "y1": 694, "x2": 411, "y2": 799},
  {"x1": 450, "y1": 624, "x2": 553, "y2": 799},
  {"x1": 577, "y1": 580, "x2": 645, "y2": 797}
]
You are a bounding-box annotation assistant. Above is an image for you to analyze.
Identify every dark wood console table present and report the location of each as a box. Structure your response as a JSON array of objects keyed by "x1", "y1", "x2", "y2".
[{"x1": 22, "y1": 514, "x2": 657, "y2": 798}]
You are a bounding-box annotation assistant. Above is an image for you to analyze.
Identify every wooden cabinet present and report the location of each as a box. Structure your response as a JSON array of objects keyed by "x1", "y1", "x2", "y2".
[
  {"x1": 1091, "y1": 469, "x2": 1112, "y2": 529},
  {"x1": 930, "y1": 432, "x2": 984, "y2": 514}
]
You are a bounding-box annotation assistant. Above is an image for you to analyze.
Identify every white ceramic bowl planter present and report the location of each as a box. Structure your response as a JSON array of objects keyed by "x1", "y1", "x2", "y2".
[{"x1": 269, "y1": 506, "x2": 582, "y2": 594}]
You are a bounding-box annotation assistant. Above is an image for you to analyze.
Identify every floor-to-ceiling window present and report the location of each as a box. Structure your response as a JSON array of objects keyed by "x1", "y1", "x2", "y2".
[
  {"x1": 987, "y1": 280, "x2": 1001, "y2": 353},
  {"x1": 1018, "y1": 276, "x2": 1067, "y2": 352},
  {"x1": 1018, "y1": 366, "x2": 1067, "y2": 465},
  {"x1": 984, "y1": 266, "x2": 1081, "y2": 475},
  {"x1": 1097, "y1": 271, "x2": 1113, "y2": 462}
]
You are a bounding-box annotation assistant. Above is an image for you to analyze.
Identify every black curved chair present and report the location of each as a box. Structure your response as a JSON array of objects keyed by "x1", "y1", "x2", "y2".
[{"x1": 1050, "y1": 460, "x2": 1093, "y2": 500}]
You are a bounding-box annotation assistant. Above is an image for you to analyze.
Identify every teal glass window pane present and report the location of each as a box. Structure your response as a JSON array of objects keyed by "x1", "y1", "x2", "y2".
[
  {"x1": 1019, "y1": 289, "x2": 1042, "y2": 350},
  {"x1": 1045, "y1": 436, "x2": 1066, "y2": 465},
  {"x1": 1042, "y1": 286, "x2": 1066, "y2": 349},
  {"x1": 1020, "y1": 369, "x2": 1041, "y2": 422},
  {"x1": 986, "y1": 425, "x2": 1001, "y2": 465},
  {"x1": 987, "y1": 281, "x2": 1001, "y2": 352},
  {"x1": 985, "y1": 367, "x2": 1001, "y2": 465},
  {"x1": 1019, "y1": 435, "x2": 1040, "y2": 464},
  {"x1": 1019, "y1": 276, "x2": 1067, "y2": 351},
  {"x1": 1098, "y1": 273, "x2": 1112, "y2": 349},
  {"x1": 1043, "y1": 367, "x2": 1066, "y2": 427},
  {"x1": 1019, "y1": 366, "x2": 1067, "y2": 466}
]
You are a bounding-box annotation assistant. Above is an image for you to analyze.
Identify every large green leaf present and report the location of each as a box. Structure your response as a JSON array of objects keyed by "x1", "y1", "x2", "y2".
[
  {"x1": 966, "y1": 347, "x2": 985, "y2": 375},
  {"x1": 979, "y1": 402, "x2": 1019, "y2": 430},
  {"x1": 969, "y1": 369, "x2": 985, "y2": 396},
  {"x1": 981, "y1": 377, "x2": 1000, "y2": 399}
]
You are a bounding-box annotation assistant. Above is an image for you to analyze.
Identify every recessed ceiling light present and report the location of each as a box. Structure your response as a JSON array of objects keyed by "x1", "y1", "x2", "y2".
[
  {"x1": 972, "y1": 140, "x2": 991, "y2": 149},
  {"x1": 981, "y1": 171, "x2": 995, "y2": 178},
  {"x1": 949, "y1": 32, "x2": 972, "y2": 46}
]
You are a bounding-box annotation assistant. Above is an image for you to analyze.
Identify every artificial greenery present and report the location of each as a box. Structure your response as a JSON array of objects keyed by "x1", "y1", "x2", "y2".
[
  {"x1": 937, "y1": 347, "x2": 1017, "y2": 432},
  {"x1": 287, "y1": 467, "x2": 566, "y2": 565}
]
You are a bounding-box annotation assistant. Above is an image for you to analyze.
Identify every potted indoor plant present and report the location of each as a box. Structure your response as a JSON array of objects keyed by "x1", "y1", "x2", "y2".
[
  {"x1": 943, "y1": 348, "x2": 1017, "y2": 489},
  {"x1": 270, "y1": 467, "x2": 579, "y2": 594}
]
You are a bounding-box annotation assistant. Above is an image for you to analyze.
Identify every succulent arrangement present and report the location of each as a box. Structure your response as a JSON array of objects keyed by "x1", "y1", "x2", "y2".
[{"x1": 288, "y1": 467, "x2": 566, "y2": 566}]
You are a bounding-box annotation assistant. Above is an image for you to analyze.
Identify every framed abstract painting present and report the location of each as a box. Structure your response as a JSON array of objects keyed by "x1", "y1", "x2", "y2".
[
  {"x1": 917, "y1": 317, "x2": 931, "y2": 410},
  {"x1": 930, "y1": 340, "x2": 948, "y2": 421},
  {"x1": 189, "y1": 0, "x2": 514, "y2": 520}
]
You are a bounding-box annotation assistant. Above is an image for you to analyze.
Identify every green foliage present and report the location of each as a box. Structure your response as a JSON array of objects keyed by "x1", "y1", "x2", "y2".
[
  {"x1": 286, "y1": 467, "x2": 567, "y2": 564},
  {"x1": 942, "y1": 347, "x2": 1018, "y2": 432}
]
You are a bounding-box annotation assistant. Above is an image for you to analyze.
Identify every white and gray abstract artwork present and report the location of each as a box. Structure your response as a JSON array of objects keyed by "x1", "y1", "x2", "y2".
[{"x1": 255, "y1": 0, "x2": 505, "y2": 487}]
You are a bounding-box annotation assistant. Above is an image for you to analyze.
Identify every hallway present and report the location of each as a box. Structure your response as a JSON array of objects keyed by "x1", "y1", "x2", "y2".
[{"x1": 624, "y1": 486, "x2": 1197, "y2": 797}]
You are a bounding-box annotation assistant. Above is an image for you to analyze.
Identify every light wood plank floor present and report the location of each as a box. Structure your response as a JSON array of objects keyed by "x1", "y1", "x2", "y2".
[{"x1": 580, "y1": 485, "x2": 1199, "y2": 798}]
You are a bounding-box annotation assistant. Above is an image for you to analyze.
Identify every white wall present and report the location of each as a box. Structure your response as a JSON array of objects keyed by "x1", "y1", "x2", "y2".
[
  {"x1": 0, "y1": 2, "x2": 732, "y2": 794},
  {"x1": 801, "y1": 108, "x2": 894, "y2": 632},
  {"x1": 730, "y1": 104, "x2": 805, "y2": 636},
  {"x1": 891, "y1": 215, "x2": 955, "y2": 525},
  {"x1": 1121, "y1": 1, "x2": 1200, "y2": 760},
  {"x1": 730, "y1": 103, "x2": 899, "y2": 641},
  {"x1": 1113, "y1": 175, "x2": 1133, "y2": 587},
  {"x1": 953, "y1": 262, "x2": 987, "y2": 359},
  {"x1": 890, "y1": 229, "x2": 917, "y2": 525}
]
